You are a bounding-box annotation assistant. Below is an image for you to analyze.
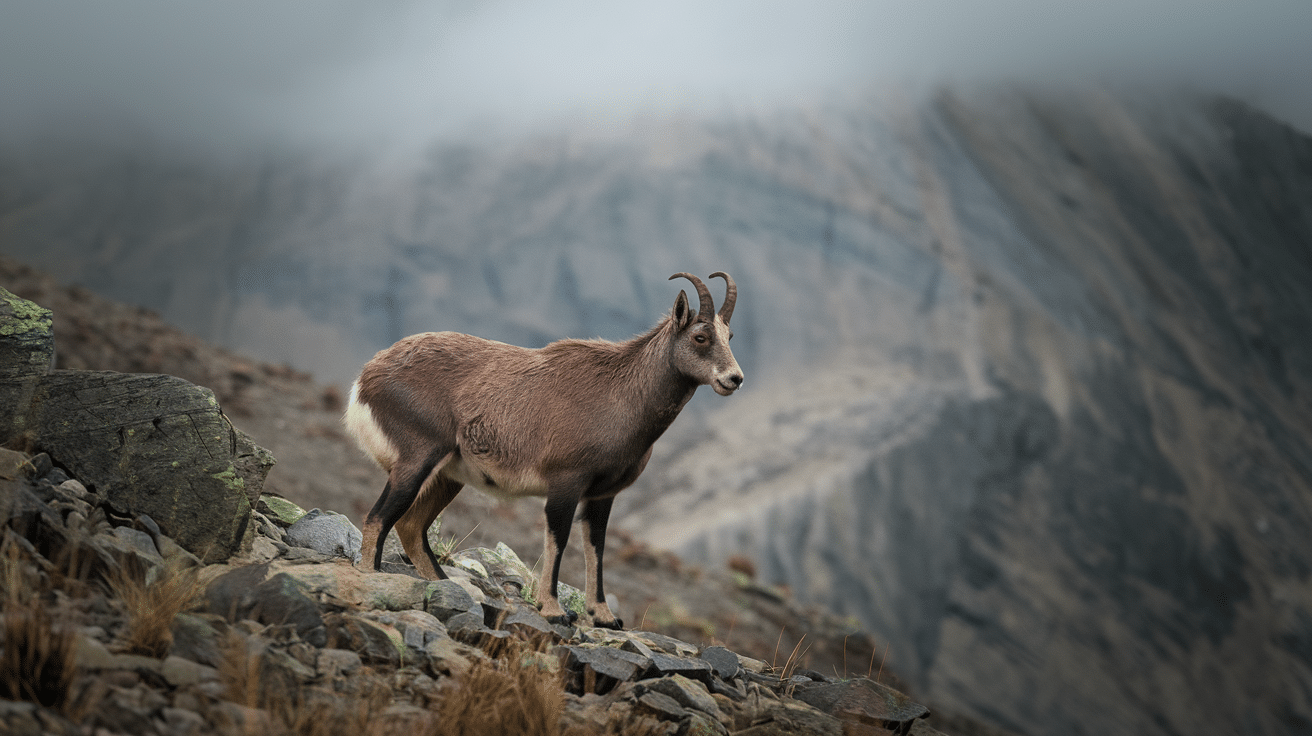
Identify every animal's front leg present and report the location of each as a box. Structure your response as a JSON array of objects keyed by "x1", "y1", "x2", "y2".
[
  {"x1": 580, "y1": 496, "x2": 623, "y2": 629},
  {"x1": 535, "y1": 495, "x2": 578, "y2": 625}
]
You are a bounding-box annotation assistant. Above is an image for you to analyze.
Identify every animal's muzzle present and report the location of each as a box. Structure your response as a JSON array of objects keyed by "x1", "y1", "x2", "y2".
[{"x1": 715, "y1": 372, "x2": 744, "y2": 395}]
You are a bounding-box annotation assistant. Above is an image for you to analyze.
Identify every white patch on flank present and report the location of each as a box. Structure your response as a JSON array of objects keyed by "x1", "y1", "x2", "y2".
[{"x1": 342, "y1": 381, "x2": 400, "y2": 469}]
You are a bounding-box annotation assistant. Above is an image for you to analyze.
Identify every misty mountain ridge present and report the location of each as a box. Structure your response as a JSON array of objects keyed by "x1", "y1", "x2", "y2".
[{"x1": 3, "y1": 86, "x2": 1312, "y2": 736}]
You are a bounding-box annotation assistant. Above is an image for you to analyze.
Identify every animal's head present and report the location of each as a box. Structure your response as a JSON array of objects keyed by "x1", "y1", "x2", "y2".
[{"x1": 669, "y1": 272, "x2": 744, "y2": 396}]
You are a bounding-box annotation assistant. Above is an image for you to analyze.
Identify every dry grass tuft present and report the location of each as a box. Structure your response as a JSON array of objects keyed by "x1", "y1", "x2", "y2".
[
  {"x1": 1, "y1": 531, "x2": 43, "y2": 607},
  {"x1": 106, "y1": 557, "x2": 204, "y2": 657},
  {"x1": 0, "y1": 534, "x2": 79, "y2": 711},
  {"x1": 0, "y1": 601, "x2": 79, "y2": 709},
  {"x1": 427, "y1": 638, "x2": 567, "y2": 736}
]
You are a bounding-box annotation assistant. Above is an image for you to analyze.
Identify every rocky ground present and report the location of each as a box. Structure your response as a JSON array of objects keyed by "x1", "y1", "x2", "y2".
[{"x1": 0, "y1": 257, "x2": 1012, "y2": 735}]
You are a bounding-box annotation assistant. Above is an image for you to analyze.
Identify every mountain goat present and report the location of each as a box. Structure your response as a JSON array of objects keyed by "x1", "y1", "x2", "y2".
[{"x1": 342, "y1": 272, "x2": 742, "y2": 628}]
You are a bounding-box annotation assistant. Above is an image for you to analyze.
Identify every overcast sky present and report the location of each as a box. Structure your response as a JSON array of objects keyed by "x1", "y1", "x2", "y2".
[{"x1": 1, "y1": 0, "x2": 1309, "y2": 150}]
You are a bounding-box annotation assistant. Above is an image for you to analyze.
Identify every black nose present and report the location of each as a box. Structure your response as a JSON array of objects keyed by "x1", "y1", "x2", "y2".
[{"x1": 725, "y1": 373, "x2": 743, "y2": 388}]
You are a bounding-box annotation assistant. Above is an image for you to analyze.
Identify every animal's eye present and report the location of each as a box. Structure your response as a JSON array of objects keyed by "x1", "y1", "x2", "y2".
[{"x1": 694, "y1": 334, "x2": 707, "y2": 344}]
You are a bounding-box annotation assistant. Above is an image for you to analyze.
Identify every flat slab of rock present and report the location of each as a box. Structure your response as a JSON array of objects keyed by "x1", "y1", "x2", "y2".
[
  {"x1": 29, "y1": 370, "x2": 273, "y2": 562},
  {"x1": 641, "y1": 674, "x2": 721, "y2": 718},
  {"x1": 644, "y1": 652, "x2": 714, "y2": 682},
  {"x1": 560, "y1": 645, "x2": 651, "y2": 694},
  {"x1": 793, "y1": 677, "x2": 929, "y2": 732}
]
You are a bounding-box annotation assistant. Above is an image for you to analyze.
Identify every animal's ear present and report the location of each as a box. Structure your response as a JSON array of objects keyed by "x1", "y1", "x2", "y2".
[{"x1": 672, "y1": 290, "x2": 693, "y2": 329}]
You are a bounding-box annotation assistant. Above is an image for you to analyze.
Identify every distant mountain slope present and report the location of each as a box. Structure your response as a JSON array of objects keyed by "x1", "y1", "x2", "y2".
[{"x1": 3, "y1": 88, "x2": 1311, "y2": 736}]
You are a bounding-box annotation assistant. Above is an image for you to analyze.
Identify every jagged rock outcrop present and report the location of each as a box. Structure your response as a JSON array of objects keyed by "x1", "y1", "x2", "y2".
[
  {"x1": 0, "y1": 288, "x2": 54, "y2": 445},
  {"x1": 1, "y1": 288, "x2": 272, "y2": 561}
]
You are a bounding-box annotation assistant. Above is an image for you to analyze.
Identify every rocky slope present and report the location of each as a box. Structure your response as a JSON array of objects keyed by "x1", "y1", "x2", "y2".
[
  {"x1": 3, "y1": 269, "x2": 1020, "y2": 736},
  {"x1": 1, "y1": 443, "x2": 940, "y2": 736},
  {"x1": 4, "y1": 87, "x2": 1312, "y2": 735}
]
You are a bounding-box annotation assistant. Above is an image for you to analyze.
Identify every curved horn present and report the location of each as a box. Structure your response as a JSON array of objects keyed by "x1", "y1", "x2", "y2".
[
  {"x1": 709, "y1": 271, "x2": 736, "y2": 324},
  {"x1": 669, "y1": 272, "x2": 715, "y2": 322}
]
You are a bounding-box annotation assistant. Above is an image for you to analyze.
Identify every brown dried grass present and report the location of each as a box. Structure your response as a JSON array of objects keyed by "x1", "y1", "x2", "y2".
[
  {"x1": 106, "y1": 557, "x2": 204, "y2": 658},
  {"x1": 0, "y1": 534, "x2": 78, "y2": 711}
]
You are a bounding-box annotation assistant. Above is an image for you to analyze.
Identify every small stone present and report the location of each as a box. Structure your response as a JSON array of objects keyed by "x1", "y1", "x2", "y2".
[
  {"x1": 635, "y1": 690, "x2": 689, "y2": 722},
  {"x1": 28, "y1": 452, "x2": 52, "y2": 479},
  {"x1": 423, "y1": 635, "x2": 476, "y2": 678},
  {"x1": 709, "y1": 677, "x2": 748, "y2": 701},
  {"x1": 685, "y1": 711, "x2": 729, "y2": 736},
  {"x1": 41, "y1": 466, "x2": 70, "y2": 486},
  {"x1": 621, "y1": 636, "x2": 657, "y2": 660},
  {"x1": 444, "y1": 611, "x2": 489, "y2": 635},
  {"x1": 324, "y1": 613, "x2": 404, "y2": 667},
  {"x1": 453, "y1": 544, "x2": 535, "y2": 590},
  {"x1": 259, "y1": 494, "x2": 308, "y2": 526},
  {"x1": 317, "y1": 648, "x2": 363, "y2": 678},
  {"x1": 425, "y1": 579, "x2": 479, "y2": 623},
  {"x1": 0, "y1": 448, "x2": 31, "y2": 480},
  {"x1": 112, "y1": 526, "x2": 162, "y2": 560},
  {"x1": 249, "y1": 572, "x2": 325, "y2": 641},
  {"x1": 74, "y1": 635, "x2": 116, "y2": 670},
  {"x1": 247, "y1": 536, "x2": 280, "y2": 563},
  {"x1": 644, "y1": 652, "x2": 714, "y2": 682},
  {"x1": 557, "y1": 582, "x2": 588, "y2": 618},
  {"x1": 159, "y1": 706, "x2": 207, "y2": 736},
  {"x1": 698, "y1": 646, "x2": 742, "y2": 680},
  {"x1": 285, "y1": 509, "x2": 362, "y2": 562},
  {"x1": 454, "y1": 557, "x2": 488, "y2": 578},
  {"x1": 631, "y1": 630, "x2": 699, "y2": 657},
  {"x1": 643, "y1": 674, "x2": 721, "y2": 718},
  {"x1": 500, "y1": 605, "x2": 562, "y2": 640},
  {"x1": 159, "y1": 656, "x2": 219, "y2": 687},
  {"x1": 0, "y1": 702, "x2": 42, "y2": 736},
  {"x1": 372, "y1": 609, "x2": 446, "y2": 650},
  {"x1": 210, "y1": 702, "x2": 276, "y2": 733}
]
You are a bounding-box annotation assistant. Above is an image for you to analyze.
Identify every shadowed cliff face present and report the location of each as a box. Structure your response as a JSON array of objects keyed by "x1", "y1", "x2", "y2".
[{"x1": 3, "y1": 89, "x2": 1311, "y2": 735}]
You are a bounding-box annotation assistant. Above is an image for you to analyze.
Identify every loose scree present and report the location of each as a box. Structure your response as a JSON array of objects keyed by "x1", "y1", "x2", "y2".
[{"x1": 342, "y1": 272, "x2": 743, "y2": 628}]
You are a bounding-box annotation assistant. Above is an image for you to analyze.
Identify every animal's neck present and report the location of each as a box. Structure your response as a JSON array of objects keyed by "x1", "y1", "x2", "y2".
[{"x1": 614, "y1": 321, "x2": 698, "y2": 442}]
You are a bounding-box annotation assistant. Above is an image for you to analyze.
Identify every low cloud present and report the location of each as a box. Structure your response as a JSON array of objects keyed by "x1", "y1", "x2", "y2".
[{"x1": 1, "y1": 0, "x2": 1308, "y2": 149}]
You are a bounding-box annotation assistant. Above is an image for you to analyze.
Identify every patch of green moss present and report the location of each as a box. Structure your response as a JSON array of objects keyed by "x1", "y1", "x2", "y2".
[
  {"x1": 260, "y1": 495, "x2": 307, "y2": 525},
  {"x1": 0, "y1": 289, "x2": 53, "y2": 337},
  {"x1": 210, "y1": 465, "x2": 246, "y2": 492},
  {"x1": 558, "y1": 583, "x2": 588, "y2": 618}
]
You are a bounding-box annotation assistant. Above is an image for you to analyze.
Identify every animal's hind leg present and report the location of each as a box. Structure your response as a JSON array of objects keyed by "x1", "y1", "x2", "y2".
[
  {"x1": 358, "y1": 452, "x2": 449, "y2": 572},
  {"x1": 580, "y1": 496, "x2": 623, "y2": 629},
  {"x1": 395, "y1": 474, "x2": 462, "y2": 580}
]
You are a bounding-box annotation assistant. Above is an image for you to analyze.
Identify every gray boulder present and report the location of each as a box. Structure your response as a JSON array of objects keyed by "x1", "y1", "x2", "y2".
[
  {"x1": 28, "y1": 370, "x2": 272, "y2": 562},
  {"x1": 284, "y1": 508, "x2": 362, "y2": 562},
  {"x1": 1, "y1": 288, "x2": 274, "y2": 563}
]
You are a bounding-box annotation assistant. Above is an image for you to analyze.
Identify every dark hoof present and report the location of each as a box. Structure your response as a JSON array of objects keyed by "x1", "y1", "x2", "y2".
[
  {"x1": 593, "y1": 617, "x2": 624, "y2": 631},
  {"x1": 545, "y1": 611, "x2": 579, "y2": 627}
]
